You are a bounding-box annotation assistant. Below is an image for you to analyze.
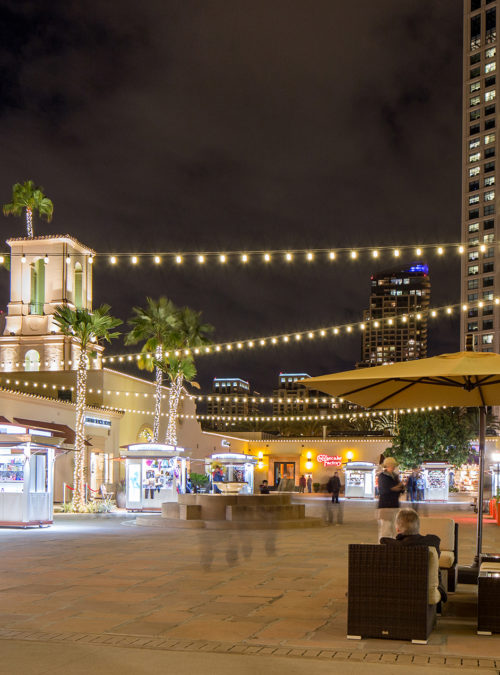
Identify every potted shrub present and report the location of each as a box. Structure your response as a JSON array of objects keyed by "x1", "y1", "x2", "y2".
[
  {"x1": 114, "y1": 479, "x2": 126, "y2": 508},
  {"x1": 190, "y1": 472, "x2": 210, "y2": 493},
  {"x1": 313, "y1": 482, "x2": 320, "y2": 493}
]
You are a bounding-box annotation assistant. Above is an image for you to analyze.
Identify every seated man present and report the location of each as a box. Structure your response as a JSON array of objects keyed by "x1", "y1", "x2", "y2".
[
  {"x1": 381, "y1": 507, "x2": 447, "y2": 602},
  {"x1": 260, "y1": 480, "x2": 270, "y2": 494}
]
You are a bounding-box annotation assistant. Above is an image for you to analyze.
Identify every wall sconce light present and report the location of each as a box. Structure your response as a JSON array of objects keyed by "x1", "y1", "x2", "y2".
[
  {"x1": 305, "y1": 450, "x2": 313, "y2": 471},
  {"x1": 346, "y1": 450, "x2": 354, "y2": 461}
]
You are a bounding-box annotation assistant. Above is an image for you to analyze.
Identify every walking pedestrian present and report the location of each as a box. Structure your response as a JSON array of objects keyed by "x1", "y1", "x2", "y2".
[{"x1": 376, "y1": 457, "x2": 405, "y2": 542}]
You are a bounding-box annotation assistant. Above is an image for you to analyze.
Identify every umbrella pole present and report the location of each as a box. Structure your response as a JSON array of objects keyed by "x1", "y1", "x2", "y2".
[{"x1": 474, "y1": 405, "x2": 486, "y2": 567}]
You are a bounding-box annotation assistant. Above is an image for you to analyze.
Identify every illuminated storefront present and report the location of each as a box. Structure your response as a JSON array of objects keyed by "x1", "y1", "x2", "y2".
[
  {"x1": 344, "y1": 461, "x2": 377, "y2": 499},
  {"x1": 0, "y1": 420, "x2": 63, "y2": 526},
  {"x1": 121, "y1": 443, "x2": 188, "y2": 511},
  {"x1": 421, "y1": 462, "x2": 450, "y2": 501},
  {"x1": 206, "y1": 453, "x2": 257, "y2": 494}
]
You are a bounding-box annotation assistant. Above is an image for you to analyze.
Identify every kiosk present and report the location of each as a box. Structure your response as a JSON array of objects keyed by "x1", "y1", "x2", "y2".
[
  {"x1": 421, "y1": 462, "x2": 450, "y2": 501},
  {"x1": 490, "y1": 462, "x2": 500, "y2": 498},
  {"x1": 344, "y1": 461, "x2": 376, "y2": 499},
  {"x1": 121, "y1": 443, "x2": 188, "y2": 512},
  {"x1": 207, "y1": 453, "x2": 257, "y2": 494},
  {"x1": 0, "y1": 423, "x2": 59, "y2": 527}
]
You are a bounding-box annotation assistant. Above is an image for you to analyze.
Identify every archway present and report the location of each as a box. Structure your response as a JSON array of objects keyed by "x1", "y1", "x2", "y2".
[
  {"x1": 30, "y1": 259, "x2": 45, "y2": 314},
  {"x1": 24, "y1": 349, "x2": 40, "y2": 372},
  {"x1": 74, "y1": 262, "x2": 83, "y2": 309}
]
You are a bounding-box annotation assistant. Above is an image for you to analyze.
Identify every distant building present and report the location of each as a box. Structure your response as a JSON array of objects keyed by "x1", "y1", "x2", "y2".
[
  {"x1": 272, "y1": 373, "x2": 334, "y2": 416},
  {"x1": 206, "y1": 377, "x2": 259, "y2": 429},
  {"x1": 358, "y1": 264, "x2": 431, "y2": 367},
  {"x1": 461, "y1": 1, "x2": 498, "y2": 352}
]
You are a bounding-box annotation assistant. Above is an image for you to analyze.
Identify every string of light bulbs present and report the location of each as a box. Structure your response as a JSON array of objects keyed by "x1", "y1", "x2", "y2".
[
  {"x1": 179, "y1": 407, "x2": 445, "y2": 423},
  {"x1": 98, "y1": 297, "x2": 485, "y2": 364},
  {"x1": 4, "y1": 242, "x2": 475, "y2": 267}
]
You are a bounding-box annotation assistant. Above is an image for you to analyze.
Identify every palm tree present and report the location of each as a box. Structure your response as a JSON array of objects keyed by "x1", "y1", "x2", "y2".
[
  {"x1": 3, "y1": 180, "x2": 54, "y2": 238},
  {"x1": 52, "y1": 304, "x2": 122, "y2": 511},
  {"x1": 157, "y1": 355, "x2": 199, "y2": 446},
  {"x1": 125, "y1": 297, "x2": 178, "y2": 442},
  {"x1": 163, "y1": 307, "x2": 213, "y2": 445}
]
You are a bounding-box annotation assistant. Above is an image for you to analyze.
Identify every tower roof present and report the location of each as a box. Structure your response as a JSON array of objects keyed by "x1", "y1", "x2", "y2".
[{"x1": 6, "y1": 234, "x2": 96, "y2": 255}]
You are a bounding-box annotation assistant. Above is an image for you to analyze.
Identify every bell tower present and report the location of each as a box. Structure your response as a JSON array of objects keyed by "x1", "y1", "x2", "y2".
[{"x1": 0, "y1": 234, "x2": 103, "y2": 372}]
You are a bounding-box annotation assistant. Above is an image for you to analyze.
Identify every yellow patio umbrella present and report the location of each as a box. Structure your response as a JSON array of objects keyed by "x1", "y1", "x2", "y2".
[{"x1": 302, "y1": 351, "x2": 500, "y2": 569}]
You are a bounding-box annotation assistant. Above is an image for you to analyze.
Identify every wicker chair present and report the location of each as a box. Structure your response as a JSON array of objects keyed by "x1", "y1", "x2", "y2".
[{"x1": 347, "y1": 544, "x2": 440, "y2": 644}]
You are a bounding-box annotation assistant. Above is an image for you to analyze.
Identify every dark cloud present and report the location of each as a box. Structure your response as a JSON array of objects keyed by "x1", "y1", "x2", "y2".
[{"x1": 0, "y1": 1, "x2": 463, "y2": 391}]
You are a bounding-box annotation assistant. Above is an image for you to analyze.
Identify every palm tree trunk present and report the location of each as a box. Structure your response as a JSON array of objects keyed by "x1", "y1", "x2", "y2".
[
  {"x1": 26, "y1": 207, "x2": 33, "y2": 238},
  {"x1": 153, "y1": 346, "x2": 163, "y2": 442},
  {"x1": 165, "y1": 373, "x2": 183, "y2": 446},
  {"x1": 73, "y1": 349, "x2": 88, "y2": 511}
]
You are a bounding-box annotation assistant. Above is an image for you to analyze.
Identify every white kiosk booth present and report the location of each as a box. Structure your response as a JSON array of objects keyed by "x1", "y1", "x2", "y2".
[
  {"x1": 121, "y1": 443, "x2": 188, "y2": 512},
  {"x1": 421, "y1": 462, "x2": 450, "y2": 501},
  {"x1": 0, "y1": 434, "x2": 56, "y2": 527},
  {"x1": 345, "y1": 461, "x2": 376, "y2": 499},
  {"x1": 207, "y1": 453, "x2": 257, "y2": 494},
  {"x1": 490, "y1": 462, "x2": 500, "y2": 498}
]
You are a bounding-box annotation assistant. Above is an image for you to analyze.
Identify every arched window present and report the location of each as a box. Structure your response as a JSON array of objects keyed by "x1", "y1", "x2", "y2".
[
  {"x1": 74, "y1": 262, "x2": 83, "y2": 309},
  {"x1": 24, "y1": 349, "x2": 40, "y2": 372},
  {"x1": 30, "y1": 259, "x2": 45, "y2": 315}
]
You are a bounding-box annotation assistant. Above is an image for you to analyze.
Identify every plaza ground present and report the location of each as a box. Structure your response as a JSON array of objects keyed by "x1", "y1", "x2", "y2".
[{"x1": 0, "y1": 498, "x2": 499, "y2": 673}]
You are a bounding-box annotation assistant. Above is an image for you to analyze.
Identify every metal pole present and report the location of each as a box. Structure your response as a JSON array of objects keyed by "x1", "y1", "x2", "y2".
[
  {"x1": 474, "y1": 405, "x2": 486, "y2": 566},
  {"x1": 63, "y1": 482, "x2": 66, "y2": 507}
]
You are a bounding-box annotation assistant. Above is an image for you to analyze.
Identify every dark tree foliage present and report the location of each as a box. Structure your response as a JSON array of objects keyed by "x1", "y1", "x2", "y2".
[{"x1": 391, "y1": 409, "x2": 475, "y2": 469}]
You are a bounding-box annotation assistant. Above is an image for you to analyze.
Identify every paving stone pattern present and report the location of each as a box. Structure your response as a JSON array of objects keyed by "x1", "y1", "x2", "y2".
[{"x1": 0, "y1": 500, "x2": 499, "y2": 668}]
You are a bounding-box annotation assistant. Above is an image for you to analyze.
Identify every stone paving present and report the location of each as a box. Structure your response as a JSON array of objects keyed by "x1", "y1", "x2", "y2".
[{"x1": 0, "y1": 499, "x2": 499, "y2": 672}]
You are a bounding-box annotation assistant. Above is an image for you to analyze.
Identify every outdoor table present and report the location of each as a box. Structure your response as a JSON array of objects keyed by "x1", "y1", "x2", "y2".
[{"x1": 477, "y1": 560, "x2": 500, "y2": 635}]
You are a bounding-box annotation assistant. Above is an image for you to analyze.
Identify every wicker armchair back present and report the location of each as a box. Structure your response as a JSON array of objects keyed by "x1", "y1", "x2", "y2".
[{"x1": 347, "y1": 544, "x2": 438, "y2": 643}]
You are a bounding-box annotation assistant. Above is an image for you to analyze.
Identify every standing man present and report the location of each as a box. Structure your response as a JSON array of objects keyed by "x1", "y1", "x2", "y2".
[
  {"x1": 298, "y1": 475, "x2": 307, "y2": 493},
  {"x1": 306, "y1": 475, "x2": 312, "y2": 493},
  {"x1": 406, "y1": 470, "x2": 417, "y2": 503},
  {"x1": 327, "y1": 471, "x2": 341, "y2": 503},
  {"x1": 377, "y1": 457, "x2": 405, "y2": 541}
]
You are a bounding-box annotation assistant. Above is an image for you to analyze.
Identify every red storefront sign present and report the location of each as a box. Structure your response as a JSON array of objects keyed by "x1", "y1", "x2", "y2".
[{"x1": 317, "y1": 454, "x2": 342, "y2": 467}]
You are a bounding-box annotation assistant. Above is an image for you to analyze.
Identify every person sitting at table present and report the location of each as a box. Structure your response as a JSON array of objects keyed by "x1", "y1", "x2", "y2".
[{"x1": 381, "y1": 507, "x2": 446, "y2": 602}]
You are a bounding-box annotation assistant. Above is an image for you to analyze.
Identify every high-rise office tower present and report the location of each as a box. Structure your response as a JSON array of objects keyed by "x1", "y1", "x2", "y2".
[
  {"x1": 461, "y1": 0, "x2": 498, "y2": 352},
  {"x1": 205, "y1": 377, "x2": 259, "y2": 428},
  {"x1": 272, "y1": 373, "x2": 335, "y2": 415},
  {"x1": 358, "y1": 265, "x2": 431, "y2": 367}
]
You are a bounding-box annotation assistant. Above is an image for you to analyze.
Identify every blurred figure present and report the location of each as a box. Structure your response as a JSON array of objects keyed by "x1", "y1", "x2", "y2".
[
  {"x1": 306, "y1": 475, "x2": 312, "y2": 493},
  {"x1": 377, "y1": 457, "x2": 405, "y2": 541},
  {"x1": 298, "y1": 475, "x2": 306, "y2": 493},
  {"x1": 260, "y1": 479, "x2": 270, "y2": 494},
  {"x1": 327, "y1": 471, "x2": 341, "y2": 503},
  {"x1": 406, "y1": 470, "x2": 418, "y2": 503}
]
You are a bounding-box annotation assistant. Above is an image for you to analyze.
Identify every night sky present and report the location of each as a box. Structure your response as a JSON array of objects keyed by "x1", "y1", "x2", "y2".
[{"x1": 0, "y1": 1, "x2": 464, "y2": 393}]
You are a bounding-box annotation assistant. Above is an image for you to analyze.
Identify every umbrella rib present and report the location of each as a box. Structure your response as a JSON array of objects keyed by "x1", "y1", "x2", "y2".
[{"x1": 366, "y1": 380, "x2": 421, "y2": 408}]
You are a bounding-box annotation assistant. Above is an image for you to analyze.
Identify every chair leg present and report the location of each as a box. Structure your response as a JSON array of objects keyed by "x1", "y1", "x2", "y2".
[{"x1": 447, "y1": 566, "x2": 457, "y2": 593}]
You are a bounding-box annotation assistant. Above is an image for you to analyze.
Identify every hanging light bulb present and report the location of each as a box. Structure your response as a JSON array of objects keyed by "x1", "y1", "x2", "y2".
[
  {"x1": 88, "y1": 255, "x2": 94, "y2": 264},
  {"x1": 21, "y1": 254, "x2": 26, "y2": 263},
  {"x1": 393, "y1": 249, "x2": 400, "y2": 257},
  {"x1": 219, "y1": 254, "x2": 226, "y2": 263},
  {"x1": 306, "y1": 252, "x2": 314, "y2": 261},
  {"x1": 350, "y1": 250, "x2": 357, "y2": 259},
  {"x1": 154, "y1": 256, "x2": 161, "y2": 264},
  {"x1": 372, "y1": 250, "x2": 379, "y2": 258},
  {"x1": 416, "y1": 247, "x2": 422, "y2": 256},
  {"x1": 44, "y1": 254, "x2": 49, "y2": 264},
  {"x1": 175, "y1": 255, "x2": 183, "y2": 264},
  {"x1": 241, "y1": 253, "x2": 248, "y2": 263},
  {"x1": 329, "y1": 251, "x2": 336, "y2": 260},
  {"x1": 285, "y1": 252, "x2": 293, "y2": 262},
  {"x1": 264, "y1": 253, "x2": 271, "y2": 262},
  {"x1": 198, "y1": 255, "x2": 205, "y2": 264},
  {"x1": 131, "y1": 256, "x2": 138, "y2": 265},
  {"x1": 110, "y1": 256, "x2": 116, "y2": 265},
  {"x1": 437, "y1": 247, "x2": 444, "y2": 255}
]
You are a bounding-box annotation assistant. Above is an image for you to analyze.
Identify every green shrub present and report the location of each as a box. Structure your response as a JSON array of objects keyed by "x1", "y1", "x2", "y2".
[{"x1": 313, "y1": 482, "x2": 320, "y2": 493}]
